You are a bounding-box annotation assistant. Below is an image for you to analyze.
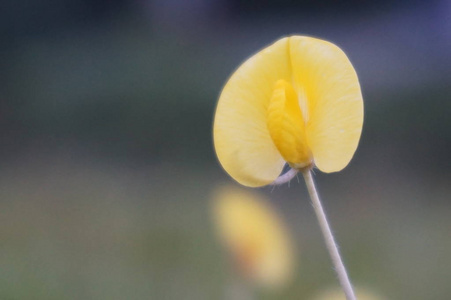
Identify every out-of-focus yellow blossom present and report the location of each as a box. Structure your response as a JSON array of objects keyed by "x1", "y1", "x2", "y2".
[
  {"x1": 214, "y1": 36, "x2": 363, "y2": 187},
  {"x1": 310, "y1": 286, "x2": 386, "y2": 300},
  {"x1": 212, "y1": 186, "x2": 295, "y2": 289}
]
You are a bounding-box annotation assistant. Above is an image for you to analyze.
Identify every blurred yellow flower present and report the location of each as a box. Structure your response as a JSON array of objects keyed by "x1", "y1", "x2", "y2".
[
  {"x1": 310, "y1": 286, "x2": 386, "y2": 300},
  {"x1": 212, "y1": 186, "x2": 295, "y2": 289},
  {"x1": 214, "y1": 36, "x2": 363, "y2": 187}
]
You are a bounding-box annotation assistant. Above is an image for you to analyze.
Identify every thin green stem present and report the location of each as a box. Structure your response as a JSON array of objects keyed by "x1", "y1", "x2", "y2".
[{"x1": 301, "y1": 169, "x2": 356, "y2": 300}]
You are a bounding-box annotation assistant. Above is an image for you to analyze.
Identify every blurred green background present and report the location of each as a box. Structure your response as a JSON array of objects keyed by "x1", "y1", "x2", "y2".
[{"x1": 1, "y1": 0, "x2": 450, "y2": 299}]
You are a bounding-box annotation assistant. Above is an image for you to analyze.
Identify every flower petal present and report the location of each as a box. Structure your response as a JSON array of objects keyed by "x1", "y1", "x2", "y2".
[
  {"x1": 212, "y1": 186, "x2": 295, "y2": 288},
  {"x1": 267, "y1": 79, "x2": 311, "y2": 167},
  {"x1": 288, "y1": 36, "x2": 364, "y2": 172},
  {"x1": 214, "y1": 38, "x2": 291, "y2": 187}
]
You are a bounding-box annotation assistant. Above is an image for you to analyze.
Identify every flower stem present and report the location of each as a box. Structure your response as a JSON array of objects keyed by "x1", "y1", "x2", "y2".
[
  {"x1": 271, "y1": 167, "x2": 298, "y2": 185},
  {"x1": 301, "y1": 169, "x2": 356, "y2": 300}
]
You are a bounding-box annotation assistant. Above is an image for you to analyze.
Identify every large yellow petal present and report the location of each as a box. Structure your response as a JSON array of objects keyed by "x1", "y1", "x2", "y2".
[
  {"x1": 288, "y1": 36, "x2": 364, "y2": 172},
  {"x1": 213, "y1": 38, "x2": 291, "y2": 187}
]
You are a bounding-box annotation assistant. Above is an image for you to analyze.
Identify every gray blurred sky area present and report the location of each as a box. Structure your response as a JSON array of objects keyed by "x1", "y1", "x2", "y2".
[{"x1": 2, "y1": 0, "x2": 449, "y2": 90}]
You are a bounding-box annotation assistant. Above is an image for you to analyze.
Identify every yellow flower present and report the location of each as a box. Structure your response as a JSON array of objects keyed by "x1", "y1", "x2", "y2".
[
  {"x1": 309, "y1": 286, "x2": 386, "y2": 300},
  {"x1": 212, "y1": 186, "x2": 295, "y2": 289},
  {"x1": 214, "y1": 36, "x2": 363, "y2": 187}
]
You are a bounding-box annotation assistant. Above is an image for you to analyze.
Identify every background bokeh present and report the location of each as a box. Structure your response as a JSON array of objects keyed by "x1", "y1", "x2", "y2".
[{"x1": 1, "y1": 0, "x2": 450, "y2": 299}]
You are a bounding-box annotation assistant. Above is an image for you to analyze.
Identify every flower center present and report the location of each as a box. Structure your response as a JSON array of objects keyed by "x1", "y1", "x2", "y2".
[{"x1": 267, "y1": 79, "x2": 312, "y2": 169}]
